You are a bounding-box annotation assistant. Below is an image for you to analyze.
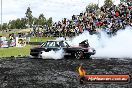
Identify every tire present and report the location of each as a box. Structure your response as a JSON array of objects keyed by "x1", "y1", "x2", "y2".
[
  {"x1": 84, "y1": 54, "x2": 91, "y2": 59},
  {"x1": 37, "y1": 51, "x2": 43, "y2": 59},
  {"x1": 74, "y1": 51, "x2": 83, "y2": 59},
  {"x1": 79, "y1": 76, "x2": 86, "y2": 84},
  {"x1": 37, "y1": 54, "x2": 42, "y2": 59}
]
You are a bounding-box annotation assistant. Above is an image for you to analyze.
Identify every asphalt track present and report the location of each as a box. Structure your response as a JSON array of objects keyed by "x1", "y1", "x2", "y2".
[{"x1": 0, "y1": 57, "x2": 132, "y2": 88}]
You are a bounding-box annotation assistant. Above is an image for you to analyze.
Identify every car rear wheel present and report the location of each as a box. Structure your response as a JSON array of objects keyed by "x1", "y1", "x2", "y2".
[
  {"x1": 84, "y1": 54, "x2": 91, "y2": 59},
  {"x1": 74, "y1": 51, "x2": 83, "y2": 59}
]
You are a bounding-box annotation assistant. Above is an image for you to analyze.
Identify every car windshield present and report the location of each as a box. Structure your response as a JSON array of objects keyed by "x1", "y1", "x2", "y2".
[{"x1": 41, "y1": 41, "x2": 70, "y2": 47}]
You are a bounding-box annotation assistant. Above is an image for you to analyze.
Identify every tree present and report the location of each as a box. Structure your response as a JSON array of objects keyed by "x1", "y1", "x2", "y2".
[
  {"x1": 8, "y1": 20, "x2": 16, "y2": 29},
  {"x1": 2, "y1": 23, "x2": 8, "y2": 30},
  {"x1": 33, "y1": 17, "x2": 38, "y2": 25},
  {"x1": 25, "y1": 7, "x2": 33, "y2": 28},
  {"x1": 47, "y1": 17, "x2": 52, "y2": 27},
  {"x1": 15, "y1": 18, "x2": 22, "y2": 29},
  {"x1": 38, "y1": 13, "x2": 46, "y2": 26},
  {"x1": 86, "y1": 3, "x2": 99, "y2": 12},
  {"x1": 104, "y1": 0, "x2": 113, "y2": 7},
  {"x1": 20, "y1": 18, "x2": 27, "y2": 29},
  {"x1": 8, "y1": 18, "x2": 27, "y2": 29}
]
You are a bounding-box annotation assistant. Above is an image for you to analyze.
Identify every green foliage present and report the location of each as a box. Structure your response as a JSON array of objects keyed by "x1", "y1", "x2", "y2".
[
  {"x1": 38, "y1": 14, "x2": 46, "y2": 26},
  {"x1": 86, "y1": 3, "x2": 99, "y2": 12},
  {"x1": 47, "y1": 17, "x2": 53, "y2": 27},
  {"x1": 8, "y1": 18, "x2": 27, "y2": 29},
  {"x1": 8, "y1": 20, "x2": 16, "y2": 29},
  {"x1": 15, "y1": 18, "x2": 22, "y2": 29},
  {"x1": 104, "y1": 0, "x2": 113, "y2": 7},
  {"x1": 25, "y1": 7, "x2": 33, "y2": 27},
  {"x1": 33, "y1": 17, "x2": 38, "y2": 25},
  {"x1": 2, "y1": 23, "x2": 8, "y2": 30},
  {"x1": 25, "y1": 7, "x2": 32, "y2": 18},
  {"x1": 20, "y1": 18, "x2": 27, "y2": 29}
]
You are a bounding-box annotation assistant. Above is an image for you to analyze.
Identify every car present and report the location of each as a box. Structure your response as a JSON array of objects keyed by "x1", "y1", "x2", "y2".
[{"x1": 30, "y1": 39, "x2": 96, "y2": 59}]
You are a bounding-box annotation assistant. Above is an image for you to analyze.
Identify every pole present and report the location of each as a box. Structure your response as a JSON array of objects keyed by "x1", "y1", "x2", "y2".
[
  {"x1": 98, "y1": 0, "x2": 99, "y2": 8},
  {"x1": 1, "y1": 0, "x2": 2, "y2": 31}
]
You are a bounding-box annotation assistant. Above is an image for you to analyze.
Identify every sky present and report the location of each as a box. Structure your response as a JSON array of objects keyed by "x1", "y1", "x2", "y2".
[{"x1": 1, "y1": 0, "x2": 120, "y2": 23}]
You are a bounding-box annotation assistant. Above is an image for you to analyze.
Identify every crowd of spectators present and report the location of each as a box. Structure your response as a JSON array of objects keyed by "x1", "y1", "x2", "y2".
[{"x1": 35, "y1": 1, "x2": 132, "y2": 37}]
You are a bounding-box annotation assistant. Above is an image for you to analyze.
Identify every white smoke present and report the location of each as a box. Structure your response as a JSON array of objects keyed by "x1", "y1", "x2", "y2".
[
  {"x1": 40, "y1": 26, "x2": 132, "y2": 59},
  {"x1": 95, "y1": 26, "x2": 132, "y2": 58},
  {"x1": 69, "y1": 31, "x2": 99, "y2": 47},
  {"x1": 71, "y1": 26, "x2": 132, "y2": 58},
  {"x1": 41, "y1": 49, "x2": 65, "y2": 59}
]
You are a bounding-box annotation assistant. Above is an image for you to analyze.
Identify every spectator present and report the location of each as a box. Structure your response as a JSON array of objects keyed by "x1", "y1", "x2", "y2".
[{"x1": 42, "y1": 1, "x2": 132, "y2": 37}]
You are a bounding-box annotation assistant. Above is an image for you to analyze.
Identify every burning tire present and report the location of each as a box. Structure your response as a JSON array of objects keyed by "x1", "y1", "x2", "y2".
[{"x1": 74, "y1": 51, "x2": 83, "y2": 59}]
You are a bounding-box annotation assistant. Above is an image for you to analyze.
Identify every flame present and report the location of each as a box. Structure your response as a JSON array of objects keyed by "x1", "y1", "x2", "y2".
[{"x1": 78, "y1": 65, "x2": 86, "y2": 76}]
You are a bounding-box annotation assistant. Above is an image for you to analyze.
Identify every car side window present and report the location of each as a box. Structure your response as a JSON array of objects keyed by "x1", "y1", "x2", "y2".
[
  {"x1": 48, "y1": 42, "x2": 54, "y2": 47},
  {"x1": 56, "y1": 42, "x2": 60, "y2": 47},
  {"x1": 52, "y1": 42, "x2": 56, "y2": 47},
  {"x1": 43, "y1": 41, "x2": 52, "y2": 47},
  {"x1": 41, "y1": 42, "x2": 46, "y2": 47},
  {"x1": 59, "y1": 41, "x2": 66, "y2": 47},
  {"x1": 45, "y1": 42, "x2": 51, "y2": 47}
]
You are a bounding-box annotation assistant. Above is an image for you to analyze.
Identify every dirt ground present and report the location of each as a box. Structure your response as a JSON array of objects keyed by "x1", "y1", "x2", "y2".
[{"x1": 0, "y1": 57, "x2": 132, "y2": 88}]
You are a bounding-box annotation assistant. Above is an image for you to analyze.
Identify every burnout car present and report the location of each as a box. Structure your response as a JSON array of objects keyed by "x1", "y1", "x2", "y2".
[{"x1": 30, "y1": 39, "x2": 96, "y2": 59}]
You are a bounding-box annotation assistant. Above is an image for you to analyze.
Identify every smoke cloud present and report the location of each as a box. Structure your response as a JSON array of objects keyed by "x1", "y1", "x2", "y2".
[
  {"x1": 95, "y1": 26, "x2": 132, "y2": 58},
  {"x1": 41, "y1": 49, "x2": 65, "y2": 59},
  {"x1": 40, "y1": 26, "x2": 132, "y2": 59},
  {"x1": 71, "y1": 26, "x2": 132, "y2": 58}
]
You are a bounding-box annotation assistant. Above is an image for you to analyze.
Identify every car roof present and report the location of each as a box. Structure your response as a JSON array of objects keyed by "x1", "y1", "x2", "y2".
[{"x1": 47, "y1": 40, "x2": 64, "y2": 42}]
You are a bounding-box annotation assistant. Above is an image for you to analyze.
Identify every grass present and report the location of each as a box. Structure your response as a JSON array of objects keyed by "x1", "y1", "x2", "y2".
[
  {"x1": 0, "y1": 45, "x2": 31, "y2": 57},
  {"x1": 0, "y1": 37, "x2": 55, "y2": 57}
]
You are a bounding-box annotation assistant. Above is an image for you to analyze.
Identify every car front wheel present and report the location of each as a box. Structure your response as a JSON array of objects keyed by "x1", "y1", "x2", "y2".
[{"x1": 37, "y1": 51, "x2": 43, "y2": 59}]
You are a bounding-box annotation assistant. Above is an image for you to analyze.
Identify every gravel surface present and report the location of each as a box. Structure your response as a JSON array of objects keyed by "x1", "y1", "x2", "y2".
[{"x1": 0, "y1": 57, "x2": 132, "y2": 88}]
